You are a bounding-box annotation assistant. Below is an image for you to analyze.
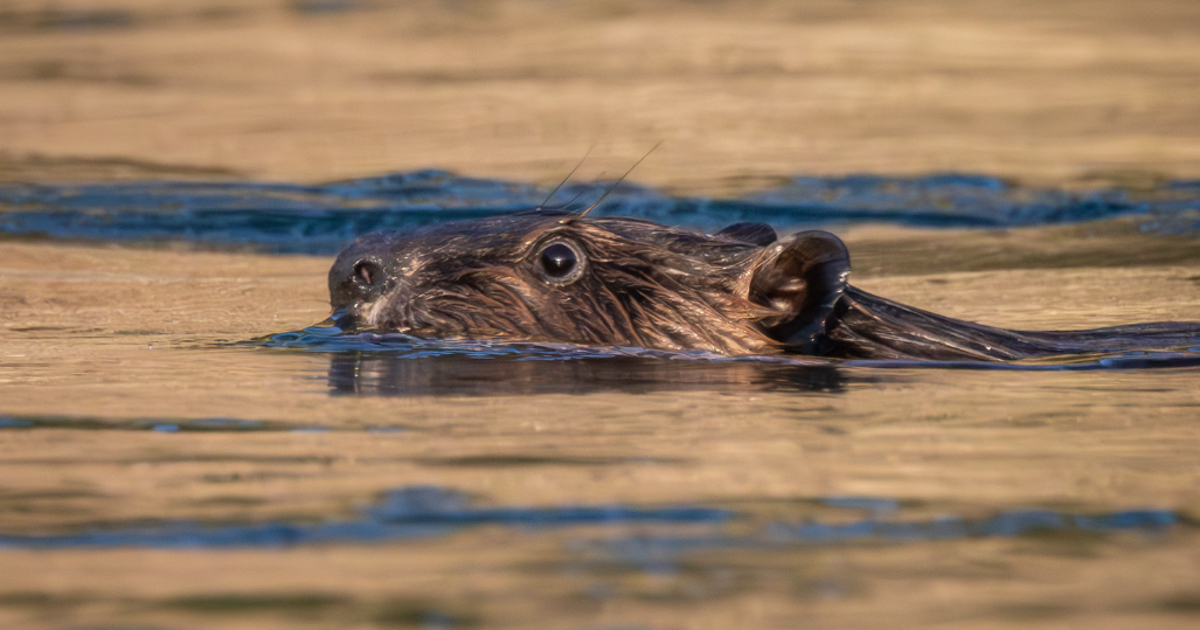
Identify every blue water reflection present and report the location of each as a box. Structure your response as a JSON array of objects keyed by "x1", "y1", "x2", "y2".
[
  {"x1": 4, "y1": 171, "x2": 1199, "y2": 254},
  {"x1": 0, "y1": 485, "x2": 1176, "y2": 552}
]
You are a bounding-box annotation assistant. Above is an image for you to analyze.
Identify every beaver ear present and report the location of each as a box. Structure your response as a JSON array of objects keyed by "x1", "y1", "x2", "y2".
[
  {"x1": 750, "y1": 230, "x2": 850, "y2": 354},
  {"x1": 715, "y1": 222, "x2": 777, "y2": 246}
]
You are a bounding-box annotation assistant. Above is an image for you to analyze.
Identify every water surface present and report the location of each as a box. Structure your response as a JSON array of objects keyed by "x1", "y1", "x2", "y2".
[{"x1": 2, "y1": 172, "x2": 1200, "y2": 630}]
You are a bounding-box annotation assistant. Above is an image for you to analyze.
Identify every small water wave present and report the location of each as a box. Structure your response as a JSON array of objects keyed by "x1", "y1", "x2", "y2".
[
  {"x1": 585, "y1": 508, "x2": 1178, "y2": 571},
  {"x1": 0, "y1": 486, "x2": 732, "y2": 550},
  {"x1": 0, "y1": 413, "x2": 409, "y2": 433},
  {"x1": 845, "y1": 348, "x2": 1200, "y2": 371},
  {"x1": 248, "y1": 325, "x2": 1200, "y2": 395},
  {"x1": 3, "y1": 171, "x2": 1199, "y2": 254},
  {"x1": 249, "y1": 322, "x2": 847, "y2": 395},
  {"x1": 0, "y1": 484, "x2": 1176, "y2": 551},
  {"x1": 0, "y1": 414, "x2": 267, "y2": 432},
  {"x1": 256, "y1": 321, "x2": 742, "y2": 360}
]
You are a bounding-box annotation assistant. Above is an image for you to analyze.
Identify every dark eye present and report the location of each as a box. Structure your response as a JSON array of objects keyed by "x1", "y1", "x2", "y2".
[{"x1": 535, "y1": 239, "x2": 586, "y2": 285}]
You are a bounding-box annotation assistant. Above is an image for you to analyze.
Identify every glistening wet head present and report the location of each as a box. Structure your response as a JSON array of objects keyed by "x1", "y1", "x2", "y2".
[
  {"x1": 328, "y1": 211, "x2": 1200, "y2": 361},
  {"x1": 328, "y1": 211, "x2": 788, "y2": 355}
]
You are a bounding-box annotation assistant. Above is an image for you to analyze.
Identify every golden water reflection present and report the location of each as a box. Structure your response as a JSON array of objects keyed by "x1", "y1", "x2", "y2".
[{"x1": 1, "y1": 232, "x2": 1198, "y2": 629}]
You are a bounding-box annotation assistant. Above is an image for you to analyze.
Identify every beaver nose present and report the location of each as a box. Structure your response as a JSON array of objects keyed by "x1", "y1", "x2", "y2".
[
  {"x1": 331, "y1": 258, "x2": 390, "y2": 311},
  {"x1": 352, "y1": 259, "x2": 384, "y2": 290}
]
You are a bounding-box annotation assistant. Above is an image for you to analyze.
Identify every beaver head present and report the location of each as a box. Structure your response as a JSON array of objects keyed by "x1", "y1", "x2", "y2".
[{"x1": 328, "y1": 211, "x2": 850, "y2": 356}]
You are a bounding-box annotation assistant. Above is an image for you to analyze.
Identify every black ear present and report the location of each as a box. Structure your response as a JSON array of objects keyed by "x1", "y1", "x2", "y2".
[
  {"x1": 750, "y1": 230, "x2": 850, "y2": 354},
  {"x1": 715, "y1": 222, "x2": 777, "y2": 246}
]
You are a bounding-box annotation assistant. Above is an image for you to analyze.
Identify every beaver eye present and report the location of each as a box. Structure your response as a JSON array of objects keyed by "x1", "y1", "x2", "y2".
[{"x1": 535, "y1": 239, "x2": 586, "y2": 285}]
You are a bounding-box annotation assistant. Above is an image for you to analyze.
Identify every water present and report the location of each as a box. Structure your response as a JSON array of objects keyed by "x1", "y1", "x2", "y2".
[
  {"x1": 2, "y1": 172, "x2": 1200, "y2": 630},
  {"x1": 4, "y1": 171, "x2": 1200, "y2": 254}
]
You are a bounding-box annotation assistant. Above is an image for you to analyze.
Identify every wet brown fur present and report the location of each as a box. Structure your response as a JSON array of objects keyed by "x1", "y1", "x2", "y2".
[
  {"x1": 330, "y1": 211, "x2": 1200, "y2": 361},
  {"x1": 330, "y1": 212, "x2": 781, "y2": 355}
]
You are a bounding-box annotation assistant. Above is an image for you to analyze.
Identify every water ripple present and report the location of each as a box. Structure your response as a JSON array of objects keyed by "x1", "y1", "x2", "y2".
[
  {"x1": 0, "y1": 485, "x2": 1176, "y2": 551},
  {"x1": 0, "y1": 486, "x2": 732, "y2": 549},
  {"x1": 588, "y1": 508, "x2": 1178, "y2": 570},
  {"x1": 4, "y1": 171, "x2": 1199, "y2": 254},
  {"x1": 249, "y1": 324, "x2": 1200, "y2": 382}
]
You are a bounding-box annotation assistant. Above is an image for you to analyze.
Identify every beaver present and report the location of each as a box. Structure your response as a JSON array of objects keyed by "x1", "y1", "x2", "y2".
[{"x1": 328, "y1": 210, "x2": 1200, "y2": 361}]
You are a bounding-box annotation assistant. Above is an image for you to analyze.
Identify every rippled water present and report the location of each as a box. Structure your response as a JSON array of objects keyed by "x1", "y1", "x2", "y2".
[
  {"x1": 2, "y1": 173, "x2": 1200, "y2": 629},
  {"x1": 4, "y1": 171, "x2": 1200, "y2": 253}
]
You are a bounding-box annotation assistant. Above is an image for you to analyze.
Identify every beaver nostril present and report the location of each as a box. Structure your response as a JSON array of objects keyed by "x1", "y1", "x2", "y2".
[{"x1": 353, "y1": 260, "x2": 383, "y2": 287}]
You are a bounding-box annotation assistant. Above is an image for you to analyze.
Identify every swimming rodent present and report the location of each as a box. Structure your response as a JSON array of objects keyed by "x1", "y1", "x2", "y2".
[{"x1": 328, "y1": 211, "x2": 1200, "y2": 361}]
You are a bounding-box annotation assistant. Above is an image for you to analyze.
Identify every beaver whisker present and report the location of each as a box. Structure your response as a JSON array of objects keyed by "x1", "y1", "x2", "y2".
[
  {"x1": 536, "y1": 145, "x2": 593, "y2": 211},
  {"x1": 576, "y1": 141, "x2": 662, "y2": 218}
]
